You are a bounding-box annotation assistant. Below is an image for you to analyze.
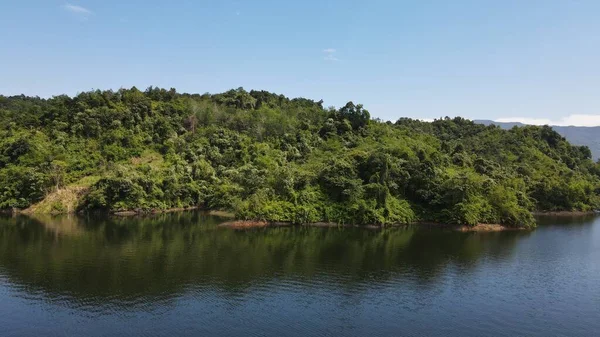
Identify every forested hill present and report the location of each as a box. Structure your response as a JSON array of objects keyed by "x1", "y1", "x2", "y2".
[
  {"x1": 475, "y1": 120, "x2": 600, "y2": 160},
  {"x1": 1, "y1": 87, "x2": 599, "y2": 228}
]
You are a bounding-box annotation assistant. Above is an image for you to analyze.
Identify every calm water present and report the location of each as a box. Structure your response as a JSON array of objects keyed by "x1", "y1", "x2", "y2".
[{"x1": 0, "y1": 213, "x2": 599, "y2": 337}]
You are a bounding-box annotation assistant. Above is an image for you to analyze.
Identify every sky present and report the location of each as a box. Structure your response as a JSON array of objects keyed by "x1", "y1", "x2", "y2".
[{"x1": 2, "y1": 0, "x2": 600, "y2": 125}]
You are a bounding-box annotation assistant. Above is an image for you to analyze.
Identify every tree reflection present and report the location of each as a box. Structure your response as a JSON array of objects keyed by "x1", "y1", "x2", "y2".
[{"x1": 0, "y1": 212, "x2": 530, "y2": 309}]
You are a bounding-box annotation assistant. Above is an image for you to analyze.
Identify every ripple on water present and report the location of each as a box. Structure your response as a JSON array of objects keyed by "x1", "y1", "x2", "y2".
[{"x1": 0, "y1": 213, "x2": 599, "y2": 336}]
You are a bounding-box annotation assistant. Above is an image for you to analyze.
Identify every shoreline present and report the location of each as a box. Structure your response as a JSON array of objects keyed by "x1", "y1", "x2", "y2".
[
  {"x1": 112, "y1": 206, "x2": 202, "y2": 216},
  {"x1": 217, "y1": 220, "x2": 529, "y2": 232},
  {"x1": 5, "y1": 207, "x2": 596, "y2": 217},
  {"x1": 1, "y1": 207, "x2": 235, "y2": 218},
  {"x1": 3, "y1": 207, "x2": 597, "y2": 231},
  {"x1": 112, "y1": 208, "x2": 235, "y2": 218},
  {"x1": 532, "y1": 210, "x2": 598, "y2": 216}
]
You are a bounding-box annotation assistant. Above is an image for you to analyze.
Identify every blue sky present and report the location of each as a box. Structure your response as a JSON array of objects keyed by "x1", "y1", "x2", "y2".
[{"x1": 2, "y1": 1, "x2": 600, "y2": 125}]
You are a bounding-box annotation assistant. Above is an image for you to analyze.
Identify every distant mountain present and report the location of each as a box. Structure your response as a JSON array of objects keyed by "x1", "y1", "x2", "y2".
[{"x1": 475, "y1": 120, "x2": 600, "y2": 161}]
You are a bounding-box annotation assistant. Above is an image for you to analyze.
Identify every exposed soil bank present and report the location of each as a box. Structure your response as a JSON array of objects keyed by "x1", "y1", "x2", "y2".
[
  {"x1": 22, "y1": 186, "x2": 90, "y2": 215},
  {"x1": 218, "y1": 220, "x2": 526, "y2": 231}
]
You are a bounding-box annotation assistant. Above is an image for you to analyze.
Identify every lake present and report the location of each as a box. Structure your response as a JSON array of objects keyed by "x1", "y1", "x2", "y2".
[{"x1": 0, "y1": 212, "x2": 599, "y2": 336}]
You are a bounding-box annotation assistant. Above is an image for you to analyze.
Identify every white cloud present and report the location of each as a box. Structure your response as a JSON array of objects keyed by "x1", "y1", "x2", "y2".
[
  {"x1": 496, "y1": 114, "x2": 600, "y2": 126},
  {"x1": 63, "y1": 4, "x2": 92, "y2": 16},
  {"x1": 323, "y1": 48, "x2": 338, "y2": 61}
]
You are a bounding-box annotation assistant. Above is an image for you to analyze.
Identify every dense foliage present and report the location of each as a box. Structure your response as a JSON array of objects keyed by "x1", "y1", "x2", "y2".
[
  {"x1": 476, "y1": 120, "x2": 600, "y2": 161},
  {"x1": 1, "y1": 87, "x2": 599, "y2": 227}
]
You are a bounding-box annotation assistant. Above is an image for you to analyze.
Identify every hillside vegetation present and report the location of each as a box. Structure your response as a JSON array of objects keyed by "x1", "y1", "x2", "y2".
[
  {"x1": 2, "y1": 87, "x2": 600, "y2": 228},
  {"x1": 476, "y1": 120, "x2": 600, "y2": 161}
]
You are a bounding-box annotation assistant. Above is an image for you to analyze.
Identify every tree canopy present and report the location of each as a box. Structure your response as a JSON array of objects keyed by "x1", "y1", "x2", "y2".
[{"x1": 1, "y1": 87, "x2": 599, "y2": 228}]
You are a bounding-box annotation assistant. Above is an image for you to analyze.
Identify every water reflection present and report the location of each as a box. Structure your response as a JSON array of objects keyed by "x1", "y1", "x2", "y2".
[
  {"x1": 0, "y1": 212, "x2": 530, "y2": 308},
  {"x1": 535, "y1": 214, "x2": 598, "y2": 226}
]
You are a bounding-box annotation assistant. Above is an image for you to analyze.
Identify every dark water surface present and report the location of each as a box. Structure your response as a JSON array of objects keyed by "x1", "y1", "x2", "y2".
[{"x1": 0, "y1": 212, "x2": 599, "y2": 336}]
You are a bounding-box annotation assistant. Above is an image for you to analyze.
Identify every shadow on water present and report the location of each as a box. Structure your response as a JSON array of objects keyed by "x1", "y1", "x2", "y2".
[{"x1": 0, "y1": 211, "x2": 538, "y2": 310}]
